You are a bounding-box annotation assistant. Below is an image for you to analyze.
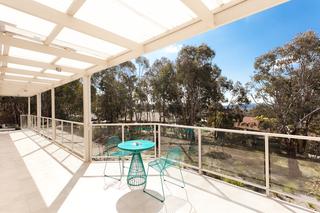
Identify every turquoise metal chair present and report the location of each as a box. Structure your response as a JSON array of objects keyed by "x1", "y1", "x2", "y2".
[
  {"x1": 143, "y1": 146, "x2": 185, "y2": 202},
  {"x1": 103, "y1": 136, "x2": 132, "y2": 180}
]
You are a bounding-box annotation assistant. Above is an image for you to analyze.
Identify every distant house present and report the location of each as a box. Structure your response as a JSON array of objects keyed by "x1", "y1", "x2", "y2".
[{"x1": 235, "y1": 116, "x2": 260, "y2": 130}]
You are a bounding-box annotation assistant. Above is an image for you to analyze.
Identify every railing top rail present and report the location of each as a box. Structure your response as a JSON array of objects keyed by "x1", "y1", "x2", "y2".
[
  {"x1": 21, "y1": 114, "x2": 320, "y2": 141},
  {"x1": 91, "y1": 122, "x2": 320, "y2": 142},
  {"x1": 40, "y1": 116, "x2": 52, "y2": 120},
  {"x1": 158, "y1": 123, "x2": 320, "y2": 141},
  {"x1": 91, "y1": 123, "x2": 157, "y2": 127},
  {"x1": 55, "y1": 118, "x2": 84, "y2": 125}
]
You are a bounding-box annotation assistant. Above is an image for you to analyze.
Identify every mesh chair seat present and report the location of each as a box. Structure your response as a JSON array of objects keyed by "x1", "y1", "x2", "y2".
[
  {"x1": 109, "y1": 150, "x2": 132, "y2": 157},
  {"x1": 144, "y1": 146, "x2": 185, "y2": 202},
  {"x1": 148, "y1": 158, "x2": 174, "y2": 172}
]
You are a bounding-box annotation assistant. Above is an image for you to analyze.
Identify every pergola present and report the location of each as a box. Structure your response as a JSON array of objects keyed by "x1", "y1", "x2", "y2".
[{"x1": 0, "y1": 0, "x2": 287, "y2": 161}]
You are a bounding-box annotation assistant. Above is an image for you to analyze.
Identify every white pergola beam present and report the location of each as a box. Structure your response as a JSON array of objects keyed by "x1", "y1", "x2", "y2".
[
  {"x1": 2, "y1": 67, "x2": 68, "y2": 80},
  {"x1": 181, "y1": 0, "x2": 215, "y2": 27},
  {"x1": 0, "y1": 35, "x2": 105, "y2": 65},
  {"x1": 0, "y1": 81, "x2": 48, "y2": 96},
  {"x1": 0, "y1": 0, "x2": 139, "y2": 50},
  {"x1": 45, "y1": 0, "x2": 86, "y2": 44},
  {"x1": 87, "y1": 0, "x2": 288, "y2": 75},
  {"x1": 0, "y1": 56, "x2": 83, "y2": 74},
  {"x1": 3, "y1": 75, "x2": 56, "y2": 84}
]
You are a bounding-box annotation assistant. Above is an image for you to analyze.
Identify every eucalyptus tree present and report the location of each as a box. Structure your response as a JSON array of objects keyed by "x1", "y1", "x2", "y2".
[
  {"x1": 147, "y1": 57, "x2": 180, "y2": 122},
  {"x1": 0, "y1": 96, "x2": 27, "y2": 126},
  {"x1": 176, "y1": 44, "x2": 226, "y2": 125},
  {"x1": 55, "y1": 80, "x2": 83, "y2": 121},
  {"x1": 251, "y1": 31, "x2": 320, "y2": 176}
]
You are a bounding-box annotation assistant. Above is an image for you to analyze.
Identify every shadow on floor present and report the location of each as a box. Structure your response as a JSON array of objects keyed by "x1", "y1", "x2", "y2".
[{"x1": 116, "y1": 190, "x2": 164, "y2": 213}]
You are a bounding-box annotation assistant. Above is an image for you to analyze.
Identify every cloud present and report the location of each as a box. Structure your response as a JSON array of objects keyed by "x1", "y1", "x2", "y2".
[{"x1": 163, "y1": 44, "x2": 182, "y2": 54}]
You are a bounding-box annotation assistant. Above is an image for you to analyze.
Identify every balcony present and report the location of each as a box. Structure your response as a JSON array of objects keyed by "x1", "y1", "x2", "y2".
[
  {"x1": 1, "y1": 0, "x2": 319, "y2": 212},
  {"x1": 1, "y1": 115, "x2": 318, "y2": 212}
]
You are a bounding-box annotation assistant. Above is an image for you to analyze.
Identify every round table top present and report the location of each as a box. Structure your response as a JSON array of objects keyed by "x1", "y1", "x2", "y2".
[{"x1": 118, "y1": 140, "x2": 155, "y2": 152}]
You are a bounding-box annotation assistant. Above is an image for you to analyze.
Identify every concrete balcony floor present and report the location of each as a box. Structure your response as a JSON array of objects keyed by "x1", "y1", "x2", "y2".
[{"x1": 0, "y1": 130, "x2": 313, "y2": 213}]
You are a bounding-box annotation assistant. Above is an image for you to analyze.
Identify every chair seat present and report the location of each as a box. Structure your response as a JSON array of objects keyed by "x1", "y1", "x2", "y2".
[
  {"x1": 148, "y1": 158, "x2": 173, "y2": 172},
  {"x1": 108, "y1": 150, "x2": 132, "y2": 157}
]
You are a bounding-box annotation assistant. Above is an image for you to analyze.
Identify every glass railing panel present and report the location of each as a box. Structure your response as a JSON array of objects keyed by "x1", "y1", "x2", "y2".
[
  {"x1": 62, "y1": 122, "x2": 72, "y2": 150},
  {"x1": 55, "y1": 120, "x2": 63, "y2": 145},
  {"x1": 124, "y1": 124, "x2": 156, "y2": 158},
  {"x1": 72, "y1": 123, "x2": 84, "y2": 156},
  {"x1": 269, "y1": 137, "x2": 320, "y2": 206},
  {"x1": 160, "y1": 126, "x2": 198, "y2": 168},
  {"x1": 92, "y1": 125, "x2": 122, "y2": 159},
  {"x1": 201, "y1": 129, "x2": 265, "y2": 186}
]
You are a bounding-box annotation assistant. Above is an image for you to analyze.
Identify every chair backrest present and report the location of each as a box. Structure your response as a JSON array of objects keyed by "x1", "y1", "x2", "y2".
[
  {"x1": 104, "y1": 136, "x2": 121, "y2": 153},
  {"x1": 163, "y1": 146, "x2": 183, "y2": 168}
]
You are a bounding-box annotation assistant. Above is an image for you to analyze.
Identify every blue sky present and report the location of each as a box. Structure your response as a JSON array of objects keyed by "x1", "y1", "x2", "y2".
[{"x1": 143, "y1": 0, "x2": 320, "y2": 85}]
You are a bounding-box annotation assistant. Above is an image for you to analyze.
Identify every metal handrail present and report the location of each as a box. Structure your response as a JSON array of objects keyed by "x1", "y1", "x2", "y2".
[{"x1": 20, "y1": 115, "x2": 320, "y2": 207}]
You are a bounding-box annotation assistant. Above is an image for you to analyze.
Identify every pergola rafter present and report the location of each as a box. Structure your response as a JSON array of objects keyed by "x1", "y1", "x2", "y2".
[
  {"x1": 0, "y1": 0, "x2": 288, "y2": 97},
  {"x1": 0, "y1": 56, "x2": 83, "y2": 74},
  {"x1": 0, "y1": 0, "x2": 139, "y2": 50}
]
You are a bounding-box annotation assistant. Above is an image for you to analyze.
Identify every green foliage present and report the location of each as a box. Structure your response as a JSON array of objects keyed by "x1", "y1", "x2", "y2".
[
  {"x1": 251, "y1": 31, "x2": 320, "y2": 136},
  {"x1": 0, "y1": 96, "x2": 27, "y2": 125},
  {"x1": 222, "y1": 177, "x2": 245, "y2": 187},
  {"x1": 55, "y1": 80, "x2": 83, "y2": 121}
]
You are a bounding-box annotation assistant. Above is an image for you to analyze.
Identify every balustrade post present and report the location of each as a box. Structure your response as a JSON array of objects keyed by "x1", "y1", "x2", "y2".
[
  {"x1": 158, "y1": 124, "x2": 161, "y2": 157},
  {"x1": 154, "y1": 124, "x2": 157, "y2": 158},
  {"x1": 121, "y1": 125, "x2": 124, "y2": 142},
  {"x1": 265, "y1": 135, "x2": 270, "y2": 196},
  {"x1": 71, "y1": 123, "x2": 74, "y2": 151},
  {"x1": 198, "y1": 128, "x2": 202, "y2": 174},
  {"x1": 61, "y1": 121, "x2": 64, "y2": 144}
]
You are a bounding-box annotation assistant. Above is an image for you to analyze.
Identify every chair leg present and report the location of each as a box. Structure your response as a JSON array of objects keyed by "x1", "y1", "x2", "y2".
[
  {"x1": 143, "y1": 166, "x2": 165, "y2": 202},
  {"x1": 103, "y1": 157, "x2": 122, "y2": 181},
  {"x1": 118, "y1": 157, "x2": 122, "y2": 180},
  {"x1": 162, "y1": 167, "x2": 185, "y2": 188},
  {"x1": 179, "y1": 167, "x2": 185, "y2": 188},
  {"x1": 143, "y1": 165, "x2": 150, "y2": 192}
]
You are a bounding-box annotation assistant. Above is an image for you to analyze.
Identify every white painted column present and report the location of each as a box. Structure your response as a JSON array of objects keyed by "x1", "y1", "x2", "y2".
[
  {"x1": 51, "y1": 88, "x2": 56, "y2": 141},
  {"x1": 83, "y1": 75, "x2": 92, "y2": 162},
  {"x1": 37, "y1": 93, "x2": 41, "y2": 131},
  {"x1": 27, "y1": 97, "x2": 31, "y2": 128}
]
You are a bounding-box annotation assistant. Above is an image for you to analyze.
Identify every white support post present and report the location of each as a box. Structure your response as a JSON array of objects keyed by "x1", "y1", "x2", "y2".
[
  {"x1": 36, "y1": 93, "x2": 41, "y2": 131},
  {"x1": 158, "y1": 124, "x2": 161, "y2": 157},
  {"x1": 121, "y1": 125, "x2": 125, "y2": 142},
  {"x1": 27, "y1": 97, "x2": 31, "y2": 128},
  {"x1": 51, "y1": 89, "x2": 56, "y2": 141},
  {"x1": 198, "y1": 128, "x2": 202, "y2": 174},
  {"x1": 154, "y1": 124, "x2": 157, "y2": 158},
  {"x1": 83, "y1": 75, "x2": 92, "y2": 162},
  {"x1": 265, "y1": 135, "x2": 270, "y2": 196},
  {"x1": 71, "y1": 122, "x2": 74, "y2": 151}
]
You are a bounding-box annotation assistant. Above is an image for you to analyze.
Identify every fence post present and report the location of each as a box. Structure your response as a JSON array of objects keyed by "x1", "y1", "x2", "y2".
[
  {"x1": 158, "y1": 124, "x2": 161, "y2": 157},
  {"x1": 71, "y1": 123, "x2": 74, "y2": 151},
  {"x1": 121, "y1": 125, "x2": 124, "y2": 142},
  {"x1": 153, "y1": 124, "x2": 157, "y2": 158},
  {"x1": 61, "y1": 121, "x2": 64, "y2": 144},
  {"x1": 265, "y1": 135, "x2": 270, "y2": 196},
  {"x1": 198, "y1": 128, "x2": 202, "y2": 174},
  {"x1": 46, "y1": 118, "x2": 49, "y2": 137}
]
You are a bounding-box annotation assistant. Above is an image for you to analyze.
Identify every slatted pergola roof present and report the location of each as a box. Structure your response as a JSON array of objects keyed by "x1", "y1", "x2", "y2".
[{"x1": 0, "y1": 0, "x2": 287, "y2": 97}]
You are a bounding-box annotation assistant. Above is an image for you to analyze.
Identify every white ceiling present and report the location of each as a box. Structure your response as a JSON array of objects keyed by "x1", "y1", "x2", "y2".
[{"x1": 0, "y1": 0, "x2": 287, "y2": 97}]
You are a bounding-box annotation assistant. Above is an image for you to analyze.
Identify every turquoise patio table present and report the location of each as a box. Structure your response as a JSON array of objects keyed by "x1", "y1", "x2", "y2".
[{"x1": 118, "y1": 140, "x2": 155, "y2": 186}]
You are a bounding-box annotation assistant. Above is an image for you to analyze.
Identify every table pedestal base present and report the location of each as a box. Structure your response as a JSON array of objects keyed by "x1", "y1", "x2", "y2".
[{"x1": 127, "y1": 152, "x2": 147, "y2": 186}]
